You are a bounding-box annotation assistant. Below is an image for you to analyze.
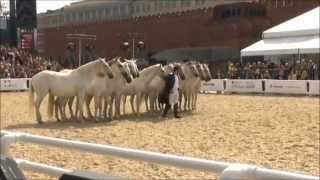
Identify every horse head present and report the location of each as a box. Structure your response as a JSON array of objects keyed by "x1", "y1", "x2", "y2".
[
  {"x1": 186, "y1": 61, "x2": 199, "y2": 78},
  {"x1": 195, "y1": 62, "x2": 206, "y2": 81},
  {"x1": 202, "y1": 63, "x2": 212, "y2": 81},
  {"x1": 99, "y1": 58, "x2": 114, "y2": 79},
  {"x1": 109, "y1": 58, "x2": 133, "y2": 83},
  {"x1": 173, "y1": 63, "x2": 186, "y2": 80},
  {"x1": 125, "y1": 59, "x2": 140, "y2": 78}
]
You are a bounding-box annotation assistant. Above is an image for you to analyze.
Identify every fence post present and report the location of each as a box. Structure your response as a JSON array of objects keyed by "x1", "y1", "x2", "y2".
[
  {"x1": 219, "y1": 164, "x2": 257, "y2": 180},
  {"x1": 0, "y1": 133, "x2": 19, "y2": 156}
]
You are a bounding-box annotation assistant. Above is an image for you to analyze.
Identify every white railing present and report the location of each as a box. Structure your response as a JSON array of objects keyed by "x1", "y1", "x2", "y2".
[
  {"x1": 1, "y1": 131, "x2": 319, "y2": 180},
  {"x1": 201, "y1": 79, "x2": 320, "y2": 96}
]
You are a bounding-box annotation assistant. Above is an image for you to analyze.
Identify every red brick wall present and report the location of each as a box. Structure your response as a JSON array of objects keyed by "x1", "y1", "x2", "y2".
[{"x1": 39, "y1": 0, "x2": 319, "y2": 60}]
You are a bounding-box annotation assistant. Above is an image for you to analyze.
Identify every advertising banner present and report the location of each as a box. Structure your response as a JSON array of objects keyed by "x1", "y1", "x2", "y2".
[
  {"x1": 265, "y1": 80, "x2": 307, "y2": 95},
  {"x1": 201, "y1": 79, "x2": 224, "y2": 92},
  {"x1": 0, "y1": 78, "x2": 29, "y2": 91},
  {"x1": 225, "y1": 79, "x2": 263, "y2": 93}
]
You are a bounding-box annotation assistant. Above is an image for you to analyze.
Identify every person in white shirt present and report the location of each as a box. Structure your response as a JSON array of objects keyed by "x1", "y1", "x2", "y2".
[{"x1": 161, "y1": 66, "x2": 182, "y2": 118}]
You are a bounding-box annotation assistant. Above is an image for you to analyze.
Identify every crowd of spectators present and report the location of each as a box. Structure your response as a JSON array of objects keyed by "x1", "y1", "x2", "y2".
[
  {"x1": 220, "y1": 60, "x2": 319, "y2": 80},
  {"x1": 1, "y1": 45, "x2": 319, "y2": 81},
  {"x1": 0, "y1": 46, "x2": 63, "y2": 79}
]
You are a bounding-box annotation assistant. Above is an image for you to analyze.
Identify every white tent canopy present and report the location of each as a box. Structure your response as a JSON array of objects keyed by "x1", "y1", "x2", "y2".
[{"x1": 241, "y1": 7, "x2": 320, "y2": 57}]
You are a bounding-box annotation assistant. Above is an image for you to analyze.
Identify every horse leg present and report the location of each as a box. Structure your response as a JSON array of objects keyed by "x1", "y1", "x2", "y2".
[
  {"x1": 103, "y1": 96, "x2": 108, "y2": 119},
  {"x1": 60, "y1": 97, "x2": 68, "y2": 121},
  {"x1": 85, "y1": 95, "x2": 93, "y2": 119},
  {"x1": 114, "y1": 95, "x2": 121, "y2": 119},
  {"x1": 93, "y1": 95, "x2": 100, "y2": 122},
  {"x1": 144, "y1": 94, "x2": 149, "y2": 112},
  {"x1": 35, "y1": 94, "x2": 46, "y2": 124},
  {"x1": 194, "y1": 92, "x2": 198, "y2": 110},
  {"x1": 68, "y1": 96, "x2": 75, "y2": 120},
  {"x1": 187, "y1": 92, "x2": 192, "y2": 111},
  {"x1": 77, "y1": 94, "x2": 85, "y2": 123},
  {"x1": 183, "y1": 92, "x2": 188, "y2": 111},
  {"x1": 108, "y1": 95, "x2": 115, "y2": 121},
  {"x1": 136, "y1": 94, "x2": 141, "y2": 116},
  {"x1": 122, "y1": 95, "x2": 127, "y2": 115},
  {"x1": 179, "y1": 91, "x2": 183, "y2": 111},
  {"x1": 130, "y1": 95, "x2": 136, "y2": 114},
  {"x1": 54, "y1": 97, "x2": 61, "y2": 122}
]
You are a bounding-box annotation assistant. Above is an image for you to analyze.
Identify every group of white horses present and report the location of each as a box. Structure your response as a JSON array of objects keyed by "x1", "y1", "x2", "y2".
[{"x1": 29, "y1": 57, "x2": 212, "y2": 124}]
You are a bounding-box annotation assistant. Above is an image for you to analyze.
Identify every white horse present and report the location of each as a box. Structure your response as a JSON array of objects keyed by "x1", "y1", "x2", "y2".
[
  {"x1": 122, "y1": 64, "x2": 164, "y2": 115},
  {"x1": 52, "y1": 69, "x2": 80, "y2": 122},
  {"x1": 147, "y1": 63, "x2": 186, "y2": 113},
  {"x1": 179, "y1": 62, "x2": 200, "y2": 111},
  {"x1": 190, "y1": 63, "x2": 212, "y2": 110},
  {"x1": 29, "y1": 58, "x2": 114, "y2": 124},
  {"x1": 101, "y1": 57, "x2": 133, "y2": 120}
]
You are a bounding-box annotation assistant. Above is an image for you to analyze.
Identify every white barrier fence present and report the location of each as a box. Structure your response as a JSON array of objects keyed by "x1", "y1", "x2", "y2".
[
  {"x1": 0, "y1": 78, "x2": 318, "y2": 96},
  {"x1": 309, "y1": 80, "x2": 320, "y2": 95},
  {"x1": 265, "y1": 80, "x2": 307, "y2": 95},
  {"x1": 1, "y1": 131, "x2": 318, "y2": 180},
  {"x1": 201, "y1": 79, "x2": 320, "y2": 95},
  {"x1": 0, "y1": 78, "x2": 30, "y2": 91}
]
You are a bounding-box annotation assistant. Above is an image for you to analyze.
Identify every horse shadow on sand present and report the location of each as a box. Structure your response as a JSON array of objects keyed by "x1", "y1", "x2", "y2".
[{"x1": 5, "y1": 111, "x2": 195, "y2": 130}]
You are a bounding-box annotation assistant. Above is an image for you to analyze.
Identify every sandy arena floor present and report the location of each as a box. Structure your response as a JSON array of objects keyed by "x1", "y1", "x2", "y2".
[{"x1": 0, "y1": 92, "x2": 319, "y2": 180}]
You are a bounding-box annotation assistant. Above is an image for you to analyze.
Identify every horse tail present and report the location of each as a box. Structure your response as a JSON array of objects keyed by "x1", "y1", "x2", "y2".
[
  {"x1": 47, "y1": 93, "x2": 55, "y2": 119},
  {"x1": 29, "y1": 82, "x2": 35, "y2": 111}
]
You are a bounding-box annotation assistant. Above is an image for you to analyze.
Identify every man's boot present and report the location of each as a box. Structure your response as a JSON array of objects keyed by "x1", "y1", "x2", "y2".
[
  {"x1": 174, "y1": 104, "x2": 181, "y2": 118},
  {"x1": 162, "y1": 103, "x2": 171, "y2": 118}
]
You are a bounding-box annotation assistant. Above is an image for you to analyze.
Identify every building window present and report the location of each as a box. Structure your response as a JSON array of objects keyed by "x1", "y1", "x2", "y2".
[
  {"x1": 142, "y1": 3, "x2": 146, "y2": 12},
  {"x1": 186, "y1": 0, "x2": 191, "y2": 7},
  {"x1": 159, "y1": 1, "x2": 163, "y2": 10},
  {"x1": 86, "y1": 11, "x2": 90, "y2": 22},
  {"x1": 136, "y1": 4, "x2": 140, "y2": 13},
  {"x1": 172, "y1": 0, "x2": 176, "y2": 8},
  {"x1": 237, "y1": 8, "x2": 241, "y2": 16},
  {"x1": 147, "y1": 3, "x2": 151, "y2": 11},
  {"x1": 201, "y1": 0, "x2": 206, "y2": 5},
  {"x1": 120, "y1": 4, "x2": 126, "y2": 15},
  {"x1": 166, "y1": 0, "x2": 170, "y2": 9},
  {"x1": 105, "y1": 7, "x2": 110, "y2": 17},
  {"x1": 154, "y1": 1, "x2": 158, "y2": 11}
]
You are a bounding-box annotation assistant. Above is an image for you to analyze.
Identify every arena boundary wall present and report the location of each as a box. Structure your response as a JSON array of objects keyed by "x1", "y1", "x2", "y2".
[
  {"x1": 0, "y1": 131, "x2": 319, "y2": 180},
  {"x1": 0, "y1": 78, "x2": 319, "y2": 96},
  {"x1": 201, "y1": 79, "x2": 320, "y2": 96}
]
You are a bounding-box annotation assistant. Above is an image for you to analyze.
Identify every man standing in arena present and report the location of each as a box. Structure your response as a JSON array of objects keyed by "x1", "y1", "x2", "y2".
[{"x1": 161, "y1": 66, "x2": 182, "y2": 118}]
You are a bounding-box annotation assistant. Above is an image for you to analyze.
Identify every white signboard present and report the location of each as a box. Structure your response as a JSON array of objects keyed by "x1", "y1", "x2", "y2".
[
  {"x1": 201, "y1": 79, "x2": 224, "y2": 92},
  {"x1": 265, "y1": 80, "x2": 307, "y2": 95},
  {"x1": 0, "y1": 78, "x2": 30, "y2": 91},
  {"x1": 225, "y1": 79, "x2": 263, "y2": 93},
  {"x1": 308, "y1": 80, "x2": 320, "y2": 95}
]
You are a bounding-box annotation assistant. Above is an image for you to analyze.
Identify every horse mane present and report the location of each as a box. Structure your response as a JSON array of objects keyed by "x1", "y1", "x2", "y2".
[
  {"x1": 73, "y1": 59, "x2": 104, "y2": 77},
  {"x1": 140, "y1": 64, "x2": 161, "y2": 76}
]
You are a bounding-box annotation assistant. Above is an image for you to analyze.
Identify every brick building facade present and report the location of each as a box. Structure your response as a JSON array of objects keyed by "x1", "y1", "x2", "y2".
[{"x1": 37, "y1": 0, "x2": 319, "y2": 61}]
